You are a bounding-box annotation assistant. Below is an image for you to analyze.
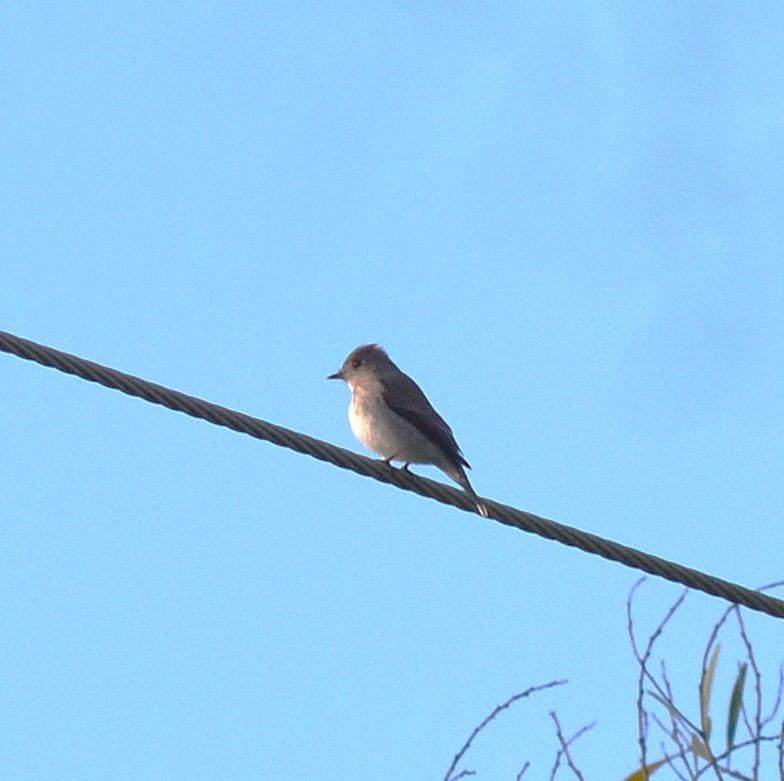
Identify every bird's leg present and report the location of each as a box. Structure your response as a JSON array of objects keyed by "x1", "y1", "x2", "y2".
[{"x1": 380, "y1": 456, "x2": 412, "y2": 473}]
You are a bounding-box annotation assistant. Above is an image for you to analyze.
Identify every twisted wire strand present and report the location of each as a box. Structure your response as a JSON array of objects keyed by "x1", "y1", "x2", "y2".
[{"x1": 2, "y1": 329, "x2": 783, "y2": 620}]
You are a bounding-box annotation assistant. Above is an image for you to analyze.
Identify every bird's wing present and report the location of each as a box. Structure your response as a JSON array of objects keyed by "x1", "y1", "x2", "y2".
[{"x1": 382, "y1": 371, "x2": 470, "y2": 469}]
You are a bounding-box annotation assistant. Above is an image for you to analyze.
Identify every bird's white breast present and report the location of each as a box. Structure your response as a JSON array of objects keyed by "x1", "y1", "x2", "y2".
[
  {"x1": 347, "y1": 379, "x2": 443, "y2": 465},
  {"x1": 348, "y1": 385, "x2": 394, "y2": 457}
]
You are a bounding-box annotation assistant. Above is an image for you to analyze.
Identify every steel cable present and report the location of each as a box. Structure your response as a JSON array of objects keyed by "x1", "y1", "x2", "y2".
[{"x1": 2, "y1": 329, "x2": 783, "y2": 619}]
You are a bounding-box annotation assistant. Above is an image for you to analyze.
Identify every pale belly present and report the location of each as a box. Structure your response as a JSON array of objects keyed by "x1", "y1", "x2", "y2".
[{"x1": 349, "y1": 391, "x2": 439, "y2": 464}]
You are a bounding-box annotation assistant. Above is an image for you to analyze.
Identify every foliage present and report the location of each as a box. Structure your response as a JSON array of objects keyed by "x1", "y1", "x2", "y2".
[{"x1": 443, "y1": 580, "x2": 784, "y2": 780}]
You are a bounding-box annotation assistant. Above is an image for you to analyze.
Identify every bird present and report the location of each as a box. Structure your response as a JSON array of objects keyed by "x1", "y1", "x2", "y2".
[{"x1": 328, "y1": 344, "x2": 488, "y2": 517}]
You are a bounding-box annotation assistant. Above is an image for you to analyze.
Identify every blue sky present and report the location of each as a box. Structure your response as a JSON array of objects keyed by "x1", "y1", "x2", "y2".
[{"x1": 2, "y1": 3, "x2": 783, "y2": 779}]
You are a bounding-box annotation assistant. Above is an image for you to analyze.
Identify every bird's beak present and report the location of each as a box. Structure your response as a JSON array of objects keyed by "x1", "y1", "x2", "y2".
[{"x1": 327, "y1": 370, "x2": 344, "y2": 380}]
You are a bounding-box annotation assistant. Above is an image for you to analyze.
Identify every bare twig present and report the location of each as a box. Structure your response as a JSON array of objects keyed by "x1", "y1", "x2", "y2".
[
  {"x1": 442, "y1": 679, "x2": 567, "y2": 781},
  {"x1": 711, "y1": 767, "x2": 753, "y2": 781},
  {"x1": 628, "y1": 579, "x2": 651, "y2": 777},
  {"x1": 639, "y1": 591, "x2": 691, "y2": 707},
  {"x1": 762, "y1": 664, "x2": 784, "y2": 730},
  {"x1": 691, "y1": 733, "x2": 781, "y2": 779},
  {"x1": 701, "y1": 602, "x2": 735, "y2": 697},
  {"x1": 756, "y1": 580, "x2": 784, "y2": 594},
  {"x1": 660, "y1": 745, "x2": 691, "y2": 781},
  {"x1": 628, "y1": 579, "x2": 689, "y2": 778},
  {"x1": 659, "y1": 662, "x2": 696, "y2": 779},
  {"x1": 628, "y1": 578, "x2": 648, "y2": 661},
  {"x1": 778, "y1": 720, "x2": 784, "y2": 780},
  {"x1": 650, "y1": 711, "x2": 673, "y2": 737},
  {"x1": 548, "y1": 713, "x2": 594, "y2": 780},
  {"x1": 733, "y1": 607, "x2": 762, "y2": 776}
]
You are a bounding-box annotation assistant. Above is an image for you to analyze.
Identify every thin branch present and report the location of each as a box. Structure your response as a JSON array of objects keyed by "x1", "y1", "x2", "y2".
[
  {"x1": 548, "y1": 713, "x2": 594, "y2": 780},
  {"x1": 692, "y1": 733, "x2": 782, "y2": 780},
  {"x1": 778, "y1": 720, "x2": 784, "y2": 780},
  {"x1": 442, "y1": 679, "x2": 567, "y2": 781},
  {"x1": 515, "y1": 760, "x2": 531, "y2": 780},
  {"x1": 733, "y1": 607, "x2": 762, "y2": 776},
  {"x1": 659, "y1": 663, "x2": 697, "y2": 779},
  {"x1": 701, "y1": 602, "x2": 735, "y2": 710},
  {"x1": 762, "y1": 664, "x2": 784, "y2": 730},
  {"x1": 640, "y1": 590, "x2": 691, "y2": 710},
  {"x1": 629, "y1": 580, "x2": 690, "y2": 778},
  {"x1": 660, "y1": 744, "x2": 691, "y2": 781},
  {"x1": 629, "y1": 578, "x2": 652, "y2": 777}
]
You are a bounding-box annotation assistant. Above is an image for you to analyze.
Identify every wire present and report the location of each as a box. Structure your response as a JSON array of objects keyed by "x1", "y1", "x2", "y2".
[{"x1": 2, "y1": 329, "x2": 783, "y2": 619}]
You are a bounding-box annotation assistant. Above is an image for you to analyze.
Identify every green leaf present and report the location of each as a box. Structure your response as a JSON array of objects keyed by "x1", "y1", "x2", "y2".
[
  {"x1": 726, "y1": 662, "x2": 747, "y2": 750},
  {"x1": 700, "y1": 644, "x2": 720, "y2": 741}
]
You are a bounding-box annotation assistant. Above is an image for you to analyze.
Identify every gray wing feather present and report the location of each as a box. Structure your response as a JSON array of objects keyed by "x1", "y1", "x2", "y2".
[{"x1": 382, "y1": 371, "x2": 470, "y2": 469}]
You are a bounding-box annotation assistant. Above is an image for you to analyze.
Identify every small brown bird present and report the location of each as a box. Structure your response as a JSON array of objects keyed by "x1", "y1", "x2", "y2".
[{"x1": 329, "y1": 344, "x2": 488, "y2": 517}]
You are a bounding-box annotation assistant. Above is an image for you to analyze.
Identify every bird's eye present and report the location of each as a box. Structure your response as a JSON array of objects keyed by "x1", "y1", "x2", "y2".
[{"x1": 351, "y1": 358, "x2": 362, "y2": 369}]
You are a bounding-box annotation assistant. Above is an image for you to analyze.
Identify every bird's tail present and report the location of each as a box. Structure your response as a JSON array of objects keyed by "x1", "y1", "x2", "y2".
[{"x1": 447, "y1": 463, "x2": 489, "y2": 518}]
